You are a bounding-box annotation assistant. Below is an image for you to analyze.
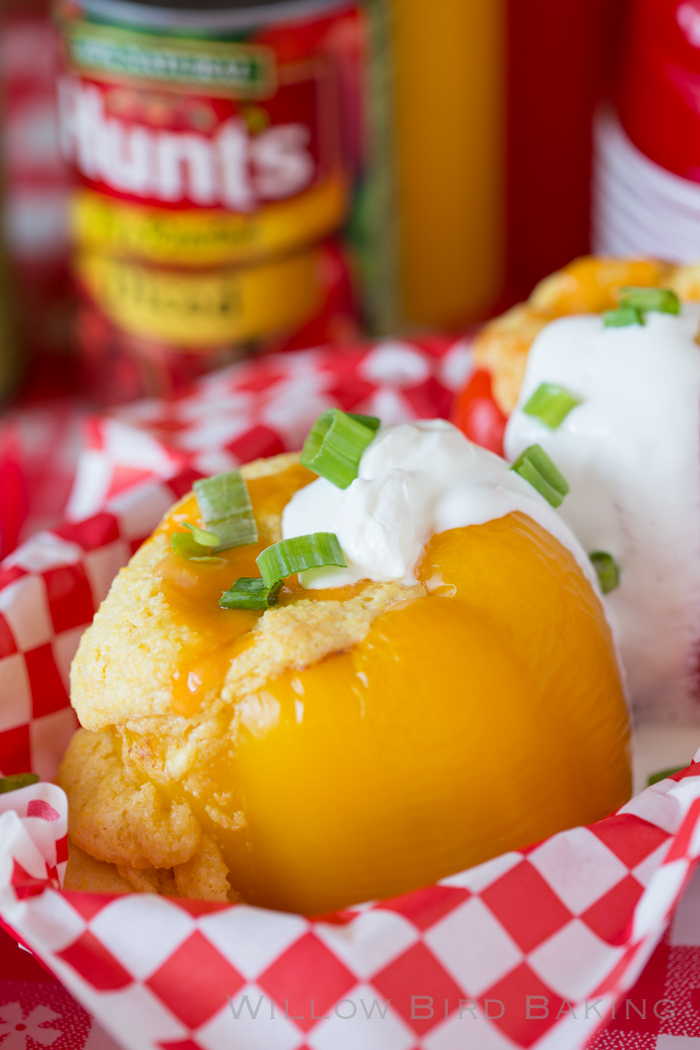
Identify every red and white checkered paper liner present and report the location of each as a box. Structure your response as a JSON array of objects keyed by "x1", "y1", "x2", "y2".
[
  {"x1": 2, "y1": 336, "x2": 700, "y2": 1050},
  {"x1": 3, "y1": 773, "x2": 700, "y2": 1050},
  {"x1": 64, "y1": 338, "x2": 474, "y2": 522}
]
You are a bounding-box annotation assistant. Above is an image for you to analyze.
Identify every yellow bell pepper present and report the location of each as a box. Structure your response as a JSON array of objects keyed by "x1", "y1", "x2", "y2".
[{"x1": 149, "y1": 463, "x2": 630, "y2": 914}]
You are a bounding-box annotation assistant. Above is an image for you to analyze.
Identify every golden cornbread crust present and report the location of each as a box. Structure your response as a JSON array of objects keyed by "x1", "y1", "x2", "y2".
[
  {"x1": 222, "y1": 581, "x2": 424, "y2": 705},
  {"x1": 63, "y1": 843, "x2": 132, "y2": 895},
  {"x1": 60, "y1": 452, "x2": 423, "y2": 900},
  {"x1": 474, "y1": 256, "x2": 698, "y2": 414}
]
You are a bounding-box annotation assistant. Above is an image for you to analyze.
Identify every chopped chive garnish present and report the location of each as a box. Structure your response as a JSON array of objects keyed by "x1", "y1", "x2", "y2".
[
  {"x1": 220, "y1": 577, "x2": 283, "y2": 610},
  {"x1": 510, "y1": 444, "x2": 570, "y2": 508},
  {"x1": 171, "y1": 531, "x2": 224, "y2": 563},
  {"x1": 221, "y1": 534, "x2": 347, "y2": 612},
  {"x1": 523, "y1": 383, "x2": 581, "y2": 429},
  {"x1": 193, "y1": 471, "x2": 258, "y2": 550},
  {"x1": 171, "y1": 531, "x2": 205, "y2": 559},
  {"x1": 301, "y1": 409, "x2": 380, "y2": 489},
  {"x1": 257, "y1": 533, "x2": 347, "y2": 587},
  {"x1": 648, "y1": 766, "x2": 685, "y2": 786},
  {"x1": 0, "y1": 773, "x2": 39, "y2": 794},
  {"x1": 619, "y1": 286, "x2": 681, "y2": 316},
  {"x1": 603, "y1": 287, "x2": 681, "y2": 327},
  {"x1": 589, "y1": 551, "x2": 620, "y2": 594},
  {"x1": 604, "y1": 306, "x2": 644, "y2": 328},
  {"x1": 183, "y1": 522, "x2": 222, "y2": 547}
]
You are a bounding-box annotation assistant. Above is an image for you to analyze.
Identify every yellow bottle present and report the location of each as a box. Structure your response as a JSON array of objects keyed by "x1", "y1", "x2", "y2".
[{"x1": 390, "y1": 0, "x2": 506, "y2": 329}]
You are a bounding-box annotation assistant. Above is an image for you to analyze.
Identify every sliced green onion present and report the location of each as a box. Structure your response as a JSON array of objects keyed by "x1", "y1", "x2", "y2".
[
  {"x1": 589, "y1": 551, "x2": 620, "y2": 594},
  {"x1": 193, "y1": 471, "x2": 258, "y2": 550},
  {"x1": 221, "y1": 534, "x2": 347, "y2": 611},
  {"x1": 510, "y1": 444, "x2": 570, "y2": 508},
  {"x1": 347, "y1": 413, "x2": 381, "y2": 431},
  {"x1": 257, "y1": 533, "x2": 347, "y2": 587},
  {"x1": 183, "y1": 522, "x2": 222, "y2": 547},
  {"x1": 171, "y1": 532, "x2": 225, "y2": 564},
  {"x1": 300, "y1": 409, "x2": 380, "y2": 489},
  {"x1": 220, "y1": 577, "x2": 283, "y2": 610},
  {"x1": 0, "y1": 772, "x2": 39, "y2": 794},
  {"x1": 523, "y1": 383, "x2": 581, "y2": 429},
  {"x1": 603, "y1": 306, "x2": 644, "y2": 328},
  {"x1": 604, "y1": 287, "x2": 681, "y2": 328},
  {"x1": 619, "y1": 286, "x2": 681, "y2": 316},
  {"x1": 648, "y1": 766, "x2": 685, "y2": 786},
  {"x1": 172, "y1": 531, "x2": 205, "y2": 559}
]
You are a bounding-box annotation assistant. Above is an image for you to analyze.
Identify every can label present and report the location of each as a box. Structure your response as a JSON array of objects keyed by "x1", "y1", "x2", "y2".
[
  {"x1": 58, "y1": 64, "x2": 346, "y2": 261},
  {"x1": 56, "y1": 3, "x2": 354, "y2": 351},
  {"x1": 62, "y1": 21, "x2": 276, "y2": 97},
  {"x1": 75, "y1": 246, "x2": 324, "y2": 346},
  {"x1": 58, "y1": 72, "x2": 342, "y2": 217},
  {"x1": 70, "y1": 177, "x2": 345, "y2": 266}
]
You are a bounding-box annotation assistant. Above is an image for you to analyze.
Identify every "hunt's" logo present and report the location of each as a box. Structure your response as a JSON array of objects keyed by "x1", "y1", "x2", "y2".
[{"x1": 59, "y1": 77, "x2": 316, "y2": 212}]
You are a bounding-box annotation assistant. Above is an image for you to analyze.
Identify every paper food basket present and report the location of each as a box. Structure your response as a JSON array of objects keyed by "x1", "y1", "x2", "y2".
[{"x1": 2, "y1": 340, "x2": 700, "y2": 1050}]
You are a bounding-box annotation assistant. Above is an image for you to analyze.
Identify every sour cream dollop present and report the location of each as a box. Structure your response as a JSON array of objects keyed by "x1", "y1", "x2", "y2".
[
  {"x1": 505, "y1": 304, "x2": 700, "y2": 723},
  {"x1": 282, "y1": 419, "x2": 598, "y2": 591}
]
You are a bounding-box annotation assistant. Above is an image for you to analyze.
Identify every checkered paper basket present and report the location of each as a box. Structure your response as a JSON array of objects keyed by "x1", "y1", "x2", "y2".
[
  {"x1": 3, "y1": 765, "x2": 700, "y2": 1050},
  {"x1": 2, "y1": 338, "x2": 700, "y2": 1050}
]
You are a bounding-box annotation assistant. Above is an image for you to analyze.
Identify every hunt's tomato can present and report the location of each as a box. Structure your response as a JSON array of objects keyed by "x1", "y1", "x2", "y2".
[{"x1": 53, "y1": 0, "x2": 364, "y2": 401}]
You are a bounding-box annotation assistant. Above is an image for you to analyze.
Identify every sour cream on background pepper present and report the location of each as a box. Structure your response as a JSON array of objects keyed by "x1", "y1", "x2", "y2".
[{"x1": 506, "y1": 304, "x2": 700, "y2": 723}]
